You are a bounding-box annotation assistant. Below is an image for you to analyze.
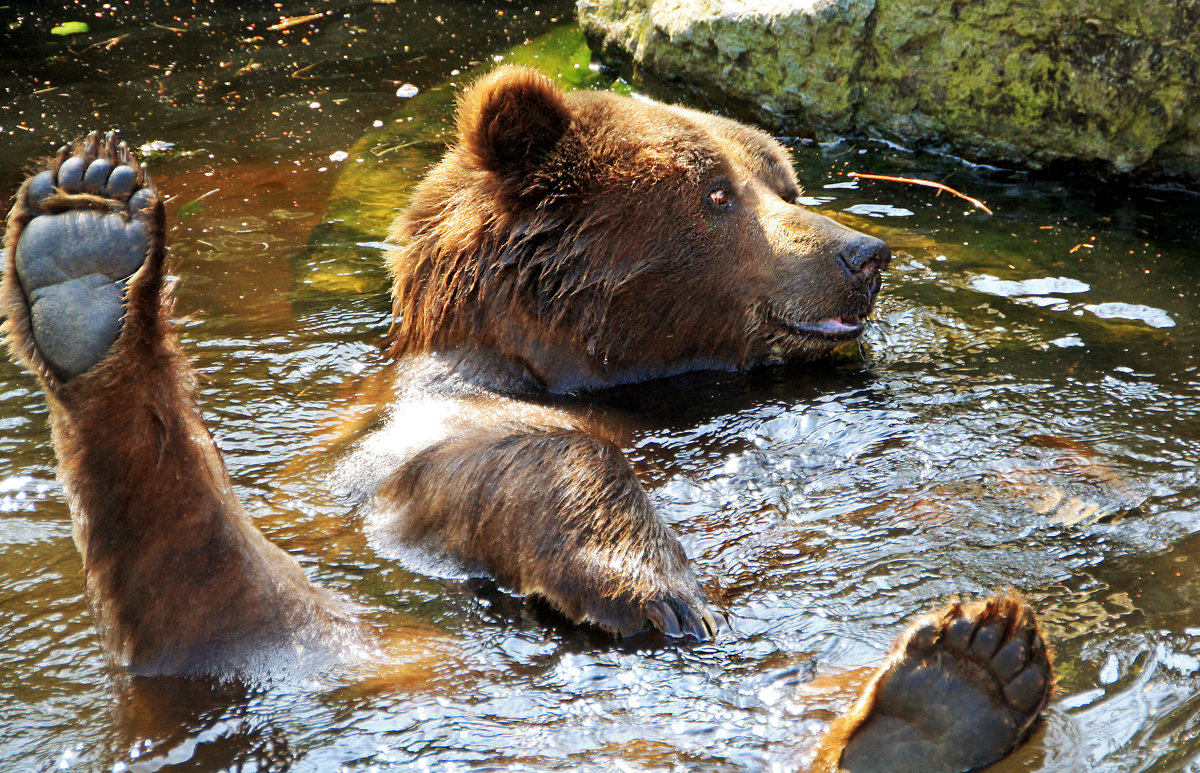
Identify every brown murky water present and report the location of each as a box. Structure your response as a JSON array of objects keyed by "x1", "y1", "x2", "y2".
[{"x1": 2, "y1": 2, "x2": 1199, "y2": 771}]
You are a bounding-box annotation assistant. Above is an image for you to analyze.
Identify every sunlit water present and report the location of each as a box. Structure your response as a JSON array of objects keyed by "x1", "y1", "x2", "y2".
[{"x1": 1, "y1": 2, "x2": 1199, "y2": 771}]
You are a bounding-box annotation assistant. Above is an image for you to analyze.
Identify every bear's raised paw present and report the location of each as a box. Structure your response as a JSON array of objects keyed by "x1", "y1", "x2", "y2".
[
  {"x1": 819, "y1": 592, "x2": 1052, "y2": 773},
  {"x1": 5, "y1": 130, "x2": 162, "y2": 382}
]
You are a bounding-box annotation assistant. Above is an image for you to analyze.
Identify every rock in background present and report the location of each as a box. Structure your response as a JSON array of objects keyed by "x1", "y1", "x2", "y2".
[{"x1": 577, "y1": 0, "x2": 1200, "y2": 184}]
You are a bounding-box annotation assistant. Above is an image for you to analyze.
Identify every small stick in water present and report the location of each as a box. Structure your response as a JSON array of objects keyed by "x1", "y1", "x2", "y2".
[
  {"x1": 849, "y1": 172, "x2": 994, "y2": 215},
  {"x1": 267, "y1": 11, "x2": 328, "y2": 31}
]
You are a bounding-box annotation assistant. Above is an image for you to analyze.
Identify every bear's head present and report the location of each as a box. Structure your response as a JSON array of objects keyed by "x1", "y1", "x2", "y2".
[{"x1": 387, "y1": 67, "x2": 890, "y2": 393}]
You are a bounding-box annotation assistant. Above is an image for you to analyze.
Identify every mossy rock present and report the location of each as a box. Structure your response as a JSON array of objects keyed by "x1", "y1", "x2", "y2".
[{"x1": 578, "y1": 0, "x2": 1200, "y2": 186}]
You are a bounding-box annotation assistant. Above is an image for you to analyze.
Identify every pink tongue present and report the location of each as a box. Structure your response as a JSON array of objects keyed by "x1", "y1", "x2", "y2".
[{"x1": 812, "y1": 316, "x2": 861, "y2": 335}]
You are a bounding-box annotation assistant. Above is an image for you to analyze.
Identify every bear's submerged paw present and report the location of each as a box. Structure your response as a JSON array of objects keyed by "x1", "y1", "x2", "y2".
[
  {"x1": 10, "y1": 130, "x2": 159, "y2": 381},
  {"x1": 540, "y1": 549, "x2": 725, "y2": 642},
  {"x1": 531, "y1": 574, "x2": 724, "y2": 642},
  {"x1": 835, "y1": 593, "x2": 1051, "y2": 773},
  {"x1": 643, "y1": 594, "x2": 725, "y2": 641}
]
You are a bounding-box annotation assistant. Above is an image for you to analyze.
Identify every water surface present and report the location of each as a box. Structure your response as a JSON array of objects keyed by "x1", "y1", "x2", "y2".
[{"x1": 1, "y1": 2, "x2": 1199, "y2": 771}]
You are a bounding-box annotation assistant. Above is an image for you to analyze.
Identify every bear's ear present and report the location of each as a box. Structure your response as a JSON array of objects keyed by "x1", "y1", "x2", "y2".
[{"x1": 458, "y1": 66, "x2": 571, "y2": 177}]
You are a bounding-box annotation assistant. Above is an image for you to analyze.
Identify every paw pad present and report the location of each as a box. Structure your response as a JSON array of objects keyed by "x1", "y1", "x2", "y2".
[
  {"x1": 839, "y1": 594, "x2": 1053, "y2": 773},
  {"x1": 12, "y1": 131, "x2": 159, "y2": 380}
]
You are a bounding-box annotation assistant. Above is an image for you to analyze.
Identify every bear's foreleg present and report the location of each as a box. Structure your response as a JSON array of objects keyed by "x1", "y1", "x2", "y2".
[
  {"x1": 3, "y1": 132, "x2": 365, "y2": 677},
  {"x1": 372, "y1": 424, "x2": 724, "y2": 640}
]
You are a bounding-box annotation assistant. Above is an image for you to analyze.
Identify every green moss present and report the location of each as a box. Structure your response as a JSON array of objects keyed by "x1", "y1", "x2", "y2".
[{"x1": 580, "y1": 0, "x2": 1200, "y2": 183}]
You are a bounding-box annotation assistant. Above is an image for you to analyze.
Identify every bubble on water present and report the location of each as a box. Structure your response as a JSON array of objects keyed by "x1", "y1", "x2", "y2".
[
  {"x1": 968, "y1": 274, "x2": 1090, "y2": 297},
  {"x1": 138, "y1": 139, "x2": 174, "y2": 155},
  {"x1": 396, "y1": 83, "x2": 419, "y2": 98},
  {"x1": 844, "y1": 203, "x2": 915, "y2": 218},
  {"x1": 1050, "y1": 334, "x2": 1085, "y2": 348},
  {"x1": 1022, "y1": 296, "x2": 1071, "y2": 308},
  {"x1": 1082, "y1": 302, "x2": 1175, "y2": 328}
]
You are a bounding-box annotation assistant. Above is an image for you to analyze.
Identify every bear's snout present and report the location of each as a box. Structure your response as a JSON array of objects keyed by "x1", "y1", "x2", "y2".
[{"x1": 835, "y1": 234, "x2": 891, "y2": 282}]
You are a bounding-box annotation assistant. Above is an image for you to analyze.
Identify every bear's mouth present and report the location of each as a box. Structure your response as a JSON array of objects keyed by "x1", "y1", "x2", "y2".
[
  {"x1": 788, "y1": 314, "x2": 865, "y2": 339},
  {"x1": 770, "y1": 310, "x2": 867, "y2": 341}
]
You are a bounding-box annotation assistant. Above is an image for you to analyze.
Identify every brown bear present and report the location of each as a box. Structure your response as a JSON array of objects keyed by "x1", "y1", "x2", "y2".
[{"x1": 2, "y1": 67, "x2": 1050, "y2": 771}]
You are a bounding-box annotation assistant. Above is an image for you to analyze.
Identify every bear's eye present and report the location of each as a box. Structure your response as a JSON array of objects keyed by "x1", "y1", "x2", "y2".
[{"x1": 705, "y1": 178, "x2": 734, "y2": 212}]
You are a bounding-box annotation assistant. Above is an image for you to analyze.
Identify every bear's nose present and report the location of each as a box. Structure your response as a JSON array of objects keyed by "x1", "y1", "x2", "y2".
[{"x1": 836, "y1": 235, "x2": 892, "y2": 279}]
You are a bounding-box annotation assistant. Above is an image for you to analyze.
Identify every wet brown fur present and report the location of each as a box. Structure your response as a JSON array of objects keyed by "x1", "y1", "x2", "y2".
[
  {"x1": 4, "y1": 69, "x2": 888, "y2": 668},
  {"x1": 387, "y1": 67, "x2": 884, "y2": 393},
  {"x1": 2, "y1": 136, "x2": 367, "y2": 677},
  {"x1": 358, "y1": 67, "x2": 890, "y2": 638},
  {"x1": 2, "y1": 76, "x2": 1056, "y2": 772},
  {"x1": 374, "y1": 425, "x2": 702, "y2": 631}
]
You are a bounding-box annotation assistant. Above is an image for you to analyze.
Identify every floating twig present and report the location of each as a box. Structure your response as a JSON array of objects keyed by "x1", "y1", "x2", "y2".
[
  {"x1": 78, "y1": 34, "x2": 128, "y2": 54},
  {"x1": 848, "y1": 172, "x2": 993, "y2": 215},
  {"x1": 370, "y1": 140, "x2": 428, "y2": 157},
  {"x1": 268, "y1": 11, "x2": 328, "y2": 31},
  {"x1": 291, "y1": 61, "x2": 325, "y2": 79}
]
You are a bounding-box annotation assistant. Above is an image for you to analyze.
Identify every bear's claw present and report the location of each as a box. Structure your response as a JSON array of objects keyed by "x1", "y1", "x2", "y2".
[
  {"x1": 833, "y1": 592, "x2": 1051, "y2": 773},
  {"x1": 644, "y1": 597, "x2": 726, "y2": 640},
  {"x1": 9, "y1": 130, "x2": 159, "y2": 381}
]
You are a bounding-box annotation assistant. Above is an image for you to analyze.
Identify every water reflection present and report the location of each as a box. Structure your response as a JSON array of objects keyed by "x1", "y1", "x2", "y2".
[{"x1": 1, "y1": 1, "x2": 1199, "y2": 771}]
